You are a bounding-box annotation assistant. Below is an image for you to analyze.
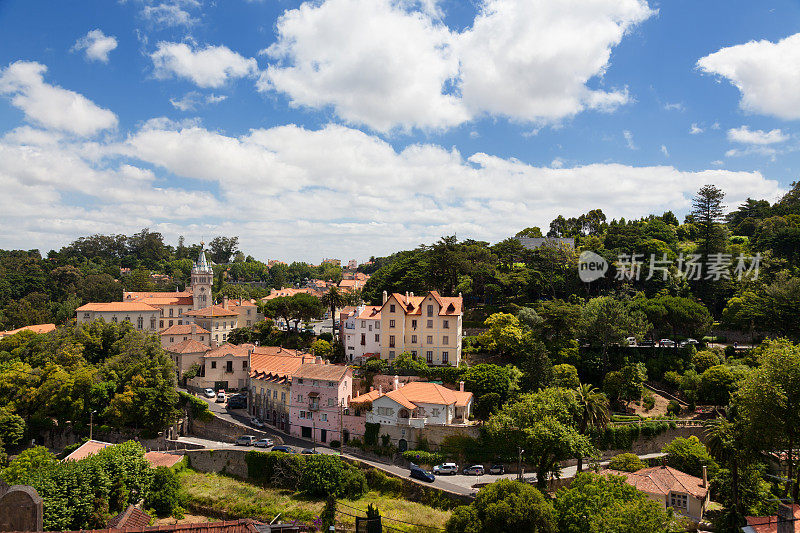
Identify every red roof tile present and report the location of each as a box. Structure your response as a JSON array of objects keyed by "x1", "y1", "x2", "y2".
[
  {"x1": 77, "y1": 302, "x2": 159, "y2": 312},
  {"x1": 166, "y1": 339, "x2": 210, "y2": 354},
  {"x1": 184, "y1": 305, "x2": 238, "y2": 317},
  {"x1": 605, "y1": 466, "x2": 709, "y2": 499},
  {"x1": 0, "y1": 323, "x2": 56, "y2": 337},
  {"x1": 160, "y1": 324, "x2": 211, "y2": 335}
]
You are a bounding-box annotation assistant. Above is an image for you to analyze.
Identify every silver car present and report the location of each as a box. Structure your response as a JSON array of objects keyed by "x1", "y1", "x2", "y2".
[{"x1": 433, "y1": 463, "x2": 458, "y2": 475}]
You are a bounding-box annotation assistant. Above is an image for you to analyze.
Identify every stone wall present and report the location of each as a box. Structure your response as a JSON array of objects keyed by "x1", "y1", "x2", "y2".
[
  {"x1": 601, "y1": 425, "x2": 706, "y2": 459},
  {"x1": 189, "y1": 414, "x2": 283, "y2": 445},
  {"x1": 184, "y1": 449, "x2": 249, "y2": 479}
]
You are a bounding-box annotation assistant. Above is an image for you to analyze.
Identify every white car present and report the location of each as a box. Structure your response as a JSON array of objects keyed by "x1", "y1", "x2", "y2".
[
  {"x1": 626, "y1": 336, "x2": 637, "y2": 347},
  {"x1": 250, "y1": 417, "x2": 265, "y2": 428},
  {"x1": 254, "y1": 438, "x2": 274, "y2": 448},
  {"x1": 659, "y1": 339, "x2": 675, "y2": 348},
  {"x1": 203, "y1": 388, "x2": 216, "y2": 398},
  {"x1": 433, "y1": 463, "x2": 458, "y2": 475}
]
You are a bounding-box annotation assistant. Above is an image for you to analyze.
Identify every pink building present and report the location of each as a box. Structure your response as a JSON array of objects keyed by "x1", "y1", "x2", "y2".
[{"x1": 289, "y1": 358, "x2": 352, "y2": 445}]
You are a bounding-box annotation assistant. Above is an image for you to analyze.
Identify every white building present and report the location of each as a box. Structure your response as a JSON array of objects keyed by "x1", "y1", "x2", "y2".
[
  {"x1": 76, "y1": 302, "x2": 160, "y2": 332},
  {"x1": 342, "y1": 305, "x2": 381, "y2": 363},
  {"x1": 363, "y1": 379, "x2": 472, "y2": 428}
]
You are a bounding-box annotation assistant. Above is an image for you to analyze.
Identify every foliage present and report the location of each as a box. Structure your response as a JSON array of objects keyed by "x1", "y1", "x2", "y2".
[
  {"x1": 402, "y1": 450, "x2": 444, "y2": 466},
  {"x1": 311, "y1": 339, "x2": 332, "y2": 359},
  {"x1": 661, "y1": 436, "x2": 718, "y2": 478},
  {"x1": 603, "y1": 363, "x2": 648, "y2": 407},
  {"x1": 552, "y1": 364, "x2": 580, "y2": 389},
  {"x1": 145, "y1": 466, "x2": 180, "y2": 517},
  {"x1": 666, "y1": 400, "x2": 681, "y2": 416},
  {"x1": 364, "y1": 422, "x2": 380, "y2": 446},
  {"x1": 555, "y1": 473, "x2": 672, "y2": 533},
  {"x1": 300, "y1": 454, "x2": 368, "y2": 499},
  {"x1": 607, "y1": 453, "x2": 646, "y2": 472},
  {"x1": 1, "y1": 445, "x2": 57, "y2": 484},
  {"x1": 591, "y1": 421, "x2": 675, "y2": 451},
  {"x1": 391, "y1": 351, "x2": 429, "y2": 375},
  {"x1": 178, "y1": 391, "x2": 213, "y2": 422},
  {"x1": 446, "y1": 479, "x2": 556, "y2": 533},
  {"x1": 462, "y1": 363, "x2": 521, "y2": 405}
]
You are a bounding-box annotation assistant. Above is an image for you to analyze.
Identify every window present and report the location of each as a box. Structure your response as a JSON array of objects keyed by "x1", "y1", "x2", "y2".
[
  {"x1": 669, "y1": 493, "x2": 687, "y2": 509},
  {"x1": 442, "y1": 351, "x2": 449, "y2": 364},
  {"x1": 170, "y1": 337, "x2": 174, "y2": 343},
  {"x1": 361, "y1": 320, "x2": 366, "y2": 328},
  {"x1": 160, "y1": 320, "x2": 164, "y2": 328},
  {"x1": 242, "y1": 360, "x2": 247, "y2": 369},
  {"x1": 298, "y1": 378, "x2": 304, "y2": 384},
  {"x1": 443, "y1": 320, "x2": 449, "y2": 329},
  {"x1": 200, "y1": 335, "x2": 204, "y2": 341},
  {"x1": 83, "y1": 312, "x2": 90, "y2": 319},
  {"x1": 389, "y1": 319, "x2": 396, "y2": 328},
  {"x1": 389, "y1": 351, "x2": 395, "y2": 359},
  {"x1": 390, "y1": 304, "x2": 396, "y2": 312},
  {"x1": 214, "y1": 334, "x2": 218, "y2": 341},
  {"x1": 222, "y1": 333, "x2": 227, "y2": 341},
  {"x1": 169, "y1": 308, "x2": 174, "y2": 317},
  {"x1": 137, "y1": 316, "x2": 143, "y2": 329},
  {"x1": 411, "y1": 319, "x2": 417, "y2": 329},
  {"x1": 300, "y1": 411, "x2": 306, "y2": 419},
  {"x1": 328, "y1": 398, "x2": 335, "y2": 406},
  {"x1": 368, "y1": 324, "x2": 372, "y2": 331},
  {"x1": 375, "y1": 334, "x2": 380, "y2": 342},
  {"x1": 273, "y1": 390, "x2": 278, "y2": 399},
  {"x1": 211, "y1": 361, "x2": 217, "y2": 369},
  {"x1": 426, "y1": 335, "x2": 433, "y2": 344},
  {"x1": 411, "y1": 335, "x2": 418, "y2": 343},
  {"x1": 389, "y1": 335, "x2": 395, "y2": 348},
  {"x1": 411, "y1": 350, "x2": 417, "y2": 357},
  {"x1": 361, "y1": 333, "x2": 366, "y2": 345},
  {"x1": 226, "y1": 361, "x2": 233, "y2": 373},
  {"x1": 426, "y1": 351, "x2": 433, "y2": 363},
  {"x1": 183, "y1": 336, "x2": 187, "y2": 341},
  {"x1": 321, "y1": 413, "x2": 328, "y2": 421},
  {"x1": 443, "y1": 335, "x2": 449, "y2": 345},
  {"x1": 427, "y1": 304, "x2": 434, "y2": 317},
  {"x1": 427, "y1": 320, "x2": 433, "y2": 328},
  {"x1": 281, "y1": 392, "x2": 286, "y2": 402},
  {"x1": 297, "y1": 394, "x2": 303, "y2": 403}
]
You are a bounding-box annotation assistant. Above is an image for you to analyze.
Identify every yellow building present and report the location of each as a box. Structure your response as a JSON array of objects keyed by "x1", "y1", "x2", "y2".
[
  {"x1": 379, "y1": 291, "x2": 463, "y2": 366},
  {"x1": 248, "y1": 347, "x2": 304, "y2": 431}
]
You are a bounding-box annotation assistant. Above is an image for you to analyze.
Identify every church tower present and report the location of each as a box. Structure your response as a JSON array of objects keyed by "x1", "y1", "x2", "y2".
[{"x1": 191, "y1": 245, "x2": 213, "y2": 311}]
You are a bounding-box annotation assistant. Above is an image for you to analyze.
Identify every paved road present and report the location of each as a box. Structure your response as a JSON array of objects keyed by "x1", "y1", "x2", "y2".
[{"x1": 185, "y1": 392, "x2": 666, "y2": 496}]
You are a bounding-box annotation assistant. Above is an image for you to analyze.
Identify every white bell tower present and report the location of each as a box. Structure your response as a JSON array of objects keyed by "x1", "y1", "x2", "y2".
[{"x1": 191, "y1": 244, "x2": 213, "y2": 310}]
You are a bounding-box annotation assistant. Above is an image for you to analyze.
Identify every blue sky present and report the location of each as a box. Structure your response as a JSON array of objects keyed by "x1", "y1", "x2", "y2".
[{"x1": 0, "y1": 0, "x2": 797, "y2": 261}]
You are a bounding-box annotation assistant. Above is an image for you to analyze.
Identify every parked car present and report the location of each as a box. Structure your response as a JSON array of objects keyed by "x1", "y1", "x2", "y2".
[
  {"x1": 235, "y1": 435, "x2": 257, "y2": 446},
  {"x1": 254, "y1": 438, "x2": 274, "y2": 448},
  {"x1": 410, "y1": 465, "x2": 435, "y2": 483},
  {"x1": 489, "y1": 464, "x2": 505, "y2": 475},
  {"x1": 433, "y1": 463, "x2": 458, "y2": 475},
  {"x1": 215, "y1": 391, "x2": 226, "y2": 403},
  {"x1": 301, "y1": 448, "x2": 320, "y2": 455},
  {"x1": 659, "y1": 339, "x2": 675, "y2": 348},
  {"x1": 250, "y1": 417, "x2": 264, "y2": 428},
  {"x1": 463, "y1": 465, "x2": 485, "y2": 475},
  {"x1": 625, "y1": 336, "x2": 637, "y2": 347},
  {"x1": 272, "y1": 445, "x2": 295, "y2": 453},
  {"x1": 639, "y1": 339, "x2": 655, "y2": 347},
  {"x1": 203, "y1": 388, "x2": 216, "y2": 398}
]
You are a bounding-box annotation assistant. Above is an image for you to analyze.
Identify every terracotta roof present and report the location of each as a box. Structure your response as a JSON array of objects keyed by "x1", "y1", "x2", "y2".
[
  {"x1": 357, "y1": 306, "x2": 381, "y2": 320},
  {"x1": 0, "y1": 323, "x2": 56, "y2": 337},
  {"x1": 382, "y1": 389, "x2": 417, "y2": 410},
  {"x1": 64, "y1": 440, "x2": 113, "y2": 461},
  {"x1": 184, "y1": 304, "x2": 238, "y2": 317},
  {"x1": 250, "y1": 350, "x2": 304, "y2": 382},
  {"x1": 204, "y1": 343, "x2": 254, "y2": 358},
  {"x1": 746, "y1": 505, "x2": 800, "y2": 533},
  {"x1": 131, "y1": 296, "x2": 194, "y2": 307},
  {"x1": 42, "y1": 518, "x2": 269, "y2": 533},
  {"x1": 161, "y1": 324, "x2": 210, "y2": 335},
  {"x1": 382, "y1": 381, "x2": 472, "y2": 408},
  {"x1": 77, "y1": 302, "x2": 159, "y2": 312},
  {"x1": 166, "y1": 339, "x2": 210, "y2": 354},
  {"x1": 124, "y1": 291, "x2": 192, "y2": 300},
  {"x1": 262, "y1": 287, "x2": 315, "y2": 300},
  {"x1": 107, "y1": 505, "x2": 152, "y2": 528},
  {"x1": 351, "y1": 389, "x2": 384, "y2": 405},
  {"x1": 383, "y1": 291, "x2": 462, "y2": 317},
  {"x1": 144, "y1": 451, "x2": 184, "y2": 468},
  {"x1": 293, "y1": 362, "x2": 351, "y2": 382},
  {"x1": 605, "y1": 466, "x2": 709, "y2": 499}
]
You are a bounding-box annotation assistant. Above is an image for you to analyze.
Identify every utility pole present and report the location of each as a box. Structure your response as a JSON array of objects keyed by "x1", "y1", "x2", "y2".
[
  {"x1": 90, "y1": 410, "x2": 97, "y2": 441},
  {"x1": 517, "y1": 447, "x2": 525, "y2": 482}
]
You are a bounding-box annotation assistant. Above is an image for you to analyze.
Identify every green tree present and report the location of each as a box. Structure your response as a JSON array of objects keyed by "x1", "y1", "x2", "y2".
[
  {"x1": 145, "y1": 466, "x2": 180, "y2": 517},
  {"x1": 573, "y1": 383, "x2": 610, "y2": 472},
  {"x1": 580, "y1": 297, "x2": 649, "y2": 369},
  {"x1": 608, "y1": 453, "x2": 646, "y2": 472},
  {"x1": 1, "y1": 446, "x2": 57, "y2": 484},
  {"x1": 661, "y1": 436, "x2": 718, "y2": 478},
  {"x1": 321, "y1": 287, "x2": 346, "y2": 341},
  {"x1": 603, "y1": 363, "x2": 647, "y2": 408},
  {"x1": 311, "y1": 339, "x2": 332, "y2": 359},
  {"x1": 551, "y1": 364, "x2": 580, "y2": 389},
  {"x1": 446, "y1": 479, "x2": 556, "y2": 533},
  {"x1": 208, "y1": 236, "x2": 239, "y2": 264},
  {"x1": 462, "y1": 364, "x2": 521, "y2": 405}
]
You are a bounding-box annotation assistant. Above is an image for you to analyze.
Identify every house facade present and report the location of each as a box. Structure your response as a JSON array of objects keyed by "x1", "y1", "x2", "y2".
[
  {"x1": 166, "y1": 339, "x2": 209, "y2": 382},
  {"x1": 197, "y1": 343, "x2": 254, "y2": 391},
  {"x1": 289, "y1": 359, "x2": 352, "y2": 444},
  {"x1": 378, "y1": 291, "x2": 463, "y2": 366},
  {"x1": 76, "y1": 302, "x2": 160, "y2": 332},
  {"x1": 342, "y1": 305, "x2": 381, "y2": 363},
  {"x1": 605, "y1": 466, "x2": 710, "y2": 521},
  {"x1": 160, "y1": 323, "x2": 211, "y2": 348},
  {"x1": 248, "y1": 347, "x2": 303, "y2": 431},
  {"x1": 184, "y1": 305, "x2": 239, "y2": 345}
]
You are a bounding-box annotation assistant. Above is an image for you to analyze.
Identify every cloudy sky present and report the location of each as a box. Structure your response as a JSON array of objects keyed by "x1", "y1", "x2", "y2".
[{"x1": 0, "y1": 0, "x2": 798, "y2": 262}]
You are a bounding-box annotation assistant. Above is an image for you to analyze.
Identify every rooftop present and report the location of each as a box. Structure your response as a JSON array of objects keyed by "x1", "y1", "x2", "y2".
[
  {"x1": 166, "y1": 339, "x2": 210, "y2": 354},
  {"x1": 161, "y1": 324, "x2": 211, "y2": 335},
  {"x1": 382, "y1": 381, "x2": 472, "y2": 409},
  {"x1": 77, "y1": 302, "x2": 159, "y2": 312},
  {"x1": 184, "y1": 304, "x2": 238, "y2": 317},
  {"x1": 293, "y1": 360, "x2": 350, "y2": 382},
  {"x1": 250, "y1": 349, "x2": 304, "y2": 382},
  {"x1": 205, "y1": 343, "x2": 255, "y2": 358},
  {"x1": 605, "y1": 465, "x2": 709, "y2": 499},
  {"x1": 0, "y1": 323, "x2": 56, "y2": 337},
  {"x1": 64, "y1": 440, "x2": 186, "y2": 469},
  {"x1": 384, "y1": 291, "x2": 462, "y2": 316}
]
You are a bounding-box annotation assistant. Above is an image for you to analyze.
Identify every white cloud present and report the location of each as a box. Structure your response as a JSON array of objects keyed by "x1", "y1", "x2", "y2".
[
  {"x1": 727, "y1": 125, "x2": 788, "y2": 145},
  {"x1": 0, "y1": 61, "x2": 118, "y2": 136},
  {"x1": 550, "y1": 157, "x2": 565, "y2": 168},
  {"x1": 151, "y1": 42, "x2": 259, "y2": 88},
  {"x1": 260, "y1": 0, "x2": 654, "y2": 132},
  {"x1": 72, "y1": 29, "x2": 118, "y2": 63},
  {"x1": 664, "y1": 102, "x2": 684, "y2": 111},
  {"x1": 141, "y1": 1, "x2": 200, "y2": 27},
  {"x1": 661, "y1": 144, "x2": 668, "y2": 157},
  {"x1": 690, "y1": 123, "x2": 703, "y2": 135},
  {"x1": 697, "y1": 33, "x2": 800, "y2": 120},
  {"x1": 623, "y1": 130, "x2": 636, "y2": 149},
  {"x1": 169, "y1": 91, "x2": 227, "y2": 111}
]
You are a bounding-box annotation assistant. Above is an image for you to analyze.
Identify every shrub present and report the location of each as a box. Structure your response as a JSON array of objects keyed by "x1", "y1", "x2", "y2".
[
  {"x1": 667, "y1": 400, "x2": 682, "y2": 416},
  {"x1": 365, "y1": 468, "x2": 403, "y2": 495},
  {"x1": 551, "y1": 364, "x2": 580, "y2": 389},
  {"x1": 642, "y1": 393, "x2": 655, "y2": 411},
  {"x1": 663, "y1": 371, "x2": 682, "y2": 389},
  {"x1": 402, "y1": 450, "x2": 444, "y2": 466},
  {"x1": 245, "y1": 450, "x2": 303, "y2": 489},
  {"x1": 338, "y1": 466, "x2": 369, "y2": 500},
  {"x1": 692, "y1": 350, "x2": 720, "y2": 373},
  {"x1": 145, "y1": 466, "x2": 180, "y2": 517},
  {"x1": 329, "y1": 440, "x2": 341, "y2": 449},
  {"x1": 364, "y1": 423, "x2": 380, "y2": 446},
  {"x1": 362, "y1": 358, "x2": 388, "y2": 374},
  {"x1": 380, "y1": 434, "x2": 391, "y2": 447},
  {"x1": 608, "y1": 453, "x2": 646, "y2": 472},
  {"x1": 177, "y1": 391, "x2": 213, "y2": 422},
  {"x1": 662, "y1": 436, "x2": 718, "y2": 478}
]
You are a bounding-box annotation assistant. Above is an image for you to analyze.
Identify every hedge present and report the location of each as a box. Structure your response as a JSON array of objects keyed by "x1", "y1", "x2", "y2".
[
  {"x1": 245, "y1": 451, "x2": 367, "y2": 499},
  {"x1": 591, "y1": 421, "x2": 677, "y2": 450},
  {"x1": 178, "y1": 391, "x2": 213, "y2": 422},
  {"x1": 401, "y1": 450, "x2": 444, "y2": 466}
]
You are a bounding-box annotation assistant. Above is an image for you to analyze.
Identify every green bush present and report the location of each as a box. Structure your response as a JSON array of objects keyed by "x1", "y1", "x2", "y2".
[
  {"x1": 145, "y1": 466, "x2": 180, "y2": 517},
  {"x1": 591, "y1": 421, "x2": 673, "y2": 450},
  {"x1": 298, "y1": 455, "x2": 367, "y2": 499},
  {"x1": 178, "y1": 391, "x2": 213, "y2": 422},
  {"x1": 245, "y1": 450, "x2": 303, "y2": 489},
  {"x1": 608, "y1": 453, "x2": 646, "y2": 472},
  {"x1": 329, "y1": 440, "x2": 341, "y2": 449},
  {"x1": 642, "y1": 394, "x2": 655, "y2": 411},
  {"x1": 364, "y1": 422, "x2": 380, "y2": 446},
  {"x1": 365, "y1": 468, "x2": 404, "y2": 495},
  {"x1": 667, "y1": 400, "x2": 681, "y2": 416},
  {"x1": 402, "y1": 450, "x2": 444, "y2": 466}
]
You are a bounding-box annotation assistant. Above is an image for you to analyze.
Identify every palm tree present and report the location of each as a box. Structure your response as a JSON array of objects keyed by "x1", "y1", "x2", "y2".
[
  {"x1": 321, "y1": 286, "x2": 346, "y2": 341},
  {"x1": 574, "y1": 382, "x2": 610, "y2": 472},
  {"x1": 704, "y1": 417, "x2": 743, "y2": 524}
]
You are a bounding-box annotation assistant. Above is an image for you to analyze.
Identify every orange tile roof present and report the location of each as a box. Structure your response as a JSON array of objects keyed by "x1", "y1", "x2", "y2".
[
  {"x1": 384, "y1": 381, "x2": 472, "y2": 407},
  {"x1": 49, "y1": 518, "x2": 268, "y2": 533},
  {"x1": 77, "y1": 302, "x2": 159, "y2": 312},
  {"x1": 166, "y1": 339, "x2": 210, "y2": 354},
  {"x1": 250, "y1": 350, "x2": 304, "y2": 382},
  {"x1": 746, "y1": 505, "x2": 800, "y2": 533},
  {"x1": 605, "y1": 466, "x2": 709, "y2": 499},
  {"x1": 384, "y1": 291, "x2": 462, "y2": 316},
  {"x1": 64, "y1": 440, "x2": 113, "y2": 461},
  {"x1": 293, "y1": 362, "x2": 351, "y2": 382},
  {"x1": 124, "y1": 291, "x2": 192, "y2": 300},
  {"x1": 204, "y1": 343, "x2": 254, "y2": 358},
  {"x1": 107, "y1": 505, "x2": 152, "y2": 528},
  {"x1": 262, "y1": 287, "x2": 315, "y2": 300},
  {"x1": 184, "y1": 304, "x2": 238, "y2": 317},
  {"x1": 144, "y1": 451, "x2": 184, "y2": 468},
  {"x1": 160, "y1": 324, "x2": 210, "y2": 335},
  {"x1": 357, "y1": 305, "x2": 381, "y2": 320},
  {"x1": 0, "y1": 323, "x2": 56, "y2": 337},
  {"x1": 131, "y1": 296, "x2": 194, "y2": 307},
  {"x1": 382, "y1": 389, "x2": 417, "y2": 410},
  {"x1": 351, "y1": 388, "x2": 384, "y2": 405}
]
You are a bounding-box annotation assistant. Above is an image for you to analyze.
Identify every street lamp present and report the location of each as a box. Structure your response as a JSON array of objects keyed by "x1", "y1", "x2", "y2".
[{"x1": 90, "y1": 410, "x2": 97, "y2": 441}]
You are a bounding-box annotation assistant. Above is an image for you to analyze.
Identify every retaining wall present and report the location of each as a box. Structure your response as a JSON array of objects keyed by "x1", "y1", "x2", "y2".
[{"x1": 189, "y1": 414, "x2": 283, "y2": 445}]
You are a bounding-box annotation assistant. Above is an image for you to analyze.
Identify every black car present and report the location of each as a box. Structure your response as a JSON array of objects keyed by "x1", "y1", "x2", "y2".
[
  {"x1": 301, "y1": 448, "x2": 320, "y2": 454},
  {"x1": 272, "y1": 445, "x2": 295, "y2": 453},
  {"x1": 409, "y1": 465, "x2": 435, "y2": 483}
]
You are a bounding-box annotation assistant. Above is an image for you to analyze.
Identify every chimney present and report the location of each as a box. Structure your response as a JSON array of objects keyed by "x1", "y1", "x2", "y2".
[
  {"x1": 278, "y1": 346, "x2": 282, "y2": 352},
  {"x1": 410, "y1": 292, "x2": 413, "y2": 298},
  {"x1": 702, "y1": 465, "x2": 707, "y2": 488},
  {"x1": 394, "y1": 375, "x2": 399, "y2": 391},
  {"x1": 405, "y1": 291, "x2": 409, "y2": 304},
  {"x1": 222, "y1": 296, "x2": 229, "y2": 309},
  {"x1": 459, "y1": 381, "x2": 465, "y2": 392},
  {"x1": 301, "y1": 355, "x2": 306, "y2": 364},
  {"x1": 315, "y1": 356, "x2": 323, "y2": 364},
  {"x1": 379, "y1": 385, "x2": 383, "y2": 394},
  {"x1": 383, "y1": 290, "x2": 388, "y2": 304},
  {"x1": 369, "y1": 386, "x2": 374, "y2": 392},
  {"x1": 458, "y1": 292, "x2": 462, "y2": 299}
]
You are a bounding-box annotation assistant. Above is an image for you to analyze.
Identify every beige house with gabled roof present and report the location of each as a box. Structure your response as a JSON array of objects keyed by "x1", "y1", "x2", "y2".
[
  {"x1": 76, "y1": 302, "x2": 160, "y2": 332},
  {"x1": 160, "y1": 323, "x2": 211, "y2": 348}
]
